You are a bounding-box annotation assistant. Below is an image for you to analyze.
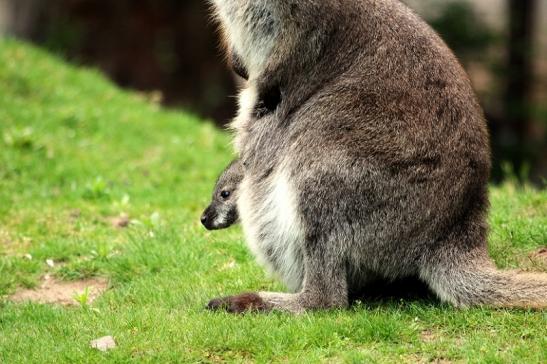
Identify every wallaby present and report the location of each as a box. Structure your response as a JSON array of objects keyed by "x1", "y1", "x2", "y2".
[
  {"x1": 206, "y1": 0, "x2": 547, "y2": 313},
  {"x1": 201, "y1": 159, "x2": 243, "y2": 230}
]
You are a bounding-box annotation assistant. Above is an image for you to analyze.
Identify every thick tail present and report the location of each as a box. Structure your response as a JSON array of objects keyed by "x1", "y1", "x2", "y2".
[{"x1": 421, "y1": 253, "x2": 547, "y2": 309}]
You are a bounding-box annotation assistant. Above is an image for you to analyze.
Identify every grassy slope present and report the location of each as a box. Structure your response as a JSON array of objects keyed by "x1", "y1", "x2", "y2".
[{"x1": 0, "y1": 39, "x2": 545, "y2": 363}]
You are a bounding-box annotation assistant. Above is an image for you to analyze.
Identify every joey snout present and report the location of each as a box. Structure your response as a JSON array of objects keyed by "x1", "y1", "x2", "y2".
[
  {"x1": 200, "y1": 205, "x2": 218, "y2": 230},
  {"x1": 200, "y1": 203, "x2": 238, "y2": 231}
]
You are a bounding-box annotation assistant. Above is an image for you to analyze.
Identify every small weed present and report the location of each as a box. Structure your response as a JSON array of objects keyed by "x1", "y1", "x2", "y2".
[
  {"x1": 83, "y1": 177, "x2": 110, "y2": 200},
  {"x1": 72, "y1": 287, "x2": 91, "y2": 307},
  {"x1": 3, "y1": 127, "x2": 38, "y2": 150}
]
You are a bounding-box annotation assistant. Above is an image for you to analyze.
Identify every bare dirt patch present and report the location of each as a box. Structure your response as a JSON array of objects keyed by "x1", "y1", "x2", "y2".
[
  {"x1": 403, "y1": 354, "x2": 455, "y2": 364},
  {"x1": 420, "y1": 329, "x2": 437, "y2": 343},
  {"x1": 520, "y1": 247, "x2": 547, "y2": 272},
  {"x1": 0, "y1": 228, "x2": 32, "y2": 256},
  {"x1": 529, "y1": 247, "x2": 547, "y2": 263},
  {"x1": 109, "y1": 213, "x2": 130, "y2": 228},
  {"x1": 9, "y1": 275, "x2": 108, "y2": 306}
]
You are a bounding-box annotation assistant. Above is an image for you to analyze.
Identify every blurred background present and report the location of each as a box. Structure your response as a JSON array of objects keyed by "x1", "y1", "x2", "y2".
[{"x1": 0, "y1": 0, "x2": 545, "y2": 183}]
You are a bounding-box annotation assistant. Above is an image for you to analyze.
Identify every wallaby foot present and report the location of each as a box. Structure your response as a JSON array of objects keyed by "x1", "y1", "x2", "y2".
[
  {"x1": 206, "y1": 293, "x2": 270, "y2": 313},
  {"x1": 207, "y1": 291, "x2": 347, "y2": 314}
]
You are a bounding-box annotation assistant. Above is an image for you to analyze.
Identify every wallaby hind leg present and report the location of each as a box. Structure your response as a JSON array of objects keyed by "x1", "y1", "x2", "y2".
[
  {"x1": 420, "y1": 247, "x2": 547, "y2": 309},
  {"x1": 207, "y1": 235, "x2": 349, "y2": 313}
]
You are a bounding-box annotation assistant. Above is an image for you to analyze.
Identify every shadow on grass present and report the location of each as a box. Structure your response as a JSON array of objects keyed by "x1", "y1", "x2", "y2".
[{"x1": 349, "y1": 276, "x2": 440, "y2": 308}]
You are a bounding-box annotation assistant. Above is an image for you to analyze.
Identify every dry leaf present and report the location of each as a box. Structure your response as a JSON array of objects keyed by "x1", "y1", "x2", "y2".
[{"x1": 90, "y1": 336, "x2": 116, "y2": 352}]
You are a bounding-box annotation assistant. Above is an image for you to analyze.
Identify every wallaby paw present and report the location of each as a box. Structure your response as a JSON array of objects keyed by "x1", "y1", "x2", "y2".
[{"x1": 206, "y1": 292, "x2": 270, "y2": 313}]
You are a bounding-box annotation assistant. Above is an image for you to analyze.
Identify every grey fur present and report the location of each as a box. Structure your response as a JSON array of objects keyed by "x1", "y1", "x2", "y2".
[
  {"x1": 207, "y1": 0, "x2": 547, "y2": 312},
  {"x1": 201, "y1": 159, "x2": 243, "y2": 230}
]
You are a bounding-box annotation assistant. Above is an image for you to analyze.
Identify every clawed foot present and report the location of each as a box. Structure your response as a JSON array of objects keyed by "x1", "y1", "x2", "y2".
[{"x1": 206, "y1": 292, "x2": 270, "y2": 313}]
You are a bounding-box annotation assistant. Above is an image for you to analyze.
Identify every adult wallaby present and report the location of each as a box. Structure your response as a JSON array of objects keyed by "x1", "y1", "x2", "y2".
[
  {"x1": 206, "y1": 0, "x2": 547, "y2": 313},
  {"x1": 201, "y1": 159, "x2": 243, "y2": 230}
]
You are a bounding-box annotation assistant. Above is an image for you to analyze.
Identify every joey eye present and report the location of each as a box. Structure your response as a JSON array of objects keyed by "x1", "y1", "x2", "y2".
[{"x1": 220, "y1": 191, "x2": 231, "y2": 199}]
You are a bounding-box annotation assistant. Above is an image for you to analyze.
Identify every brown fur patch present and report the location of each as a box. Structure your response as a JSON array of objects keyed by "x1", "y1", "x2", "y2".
[{"x1": 207, "y1": 292, "x2": 269, "y2": 313}]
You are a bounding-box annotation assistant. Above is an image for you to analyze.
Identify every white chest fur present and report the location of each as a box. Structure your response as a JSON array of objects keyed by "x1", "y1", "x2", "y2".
[
  {"x1": 230, "y1": 85, "x2": 257, "y2": 153},
  {"x1": 238, "y1": 167, "x2": 305, "y2": 292}
]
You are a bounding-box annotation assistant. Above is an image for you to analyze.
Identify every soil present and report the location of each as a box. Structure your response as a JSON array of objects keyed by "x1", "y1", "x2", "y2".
[
  {"x1": 9, "y1": 275, "x2": 108, "y2": 306},
  {"x1": 529, "y1": 247, "x2": 547, "y2": 263}
]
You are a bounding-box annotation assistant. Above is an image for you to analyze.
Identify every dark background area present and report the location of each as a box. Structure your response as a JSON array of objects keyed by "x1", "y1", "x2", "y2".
[{"x1": 1, "y1": 0, "x2": 545, "y2": 183}]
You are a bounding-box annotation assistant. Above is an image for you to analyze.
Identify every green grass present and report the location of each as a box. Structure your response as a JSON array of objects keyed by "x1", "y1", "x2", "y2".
[{"x1": 0, "y1": 39, "x2": 546, "y2": 363}]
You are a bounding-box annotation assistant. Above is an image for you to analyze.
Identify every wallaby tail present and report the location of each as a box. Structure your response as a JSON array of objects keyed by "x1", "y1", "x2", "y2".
[{"x1": 421, "y1": 253, "x2": 547, "y2": 309}]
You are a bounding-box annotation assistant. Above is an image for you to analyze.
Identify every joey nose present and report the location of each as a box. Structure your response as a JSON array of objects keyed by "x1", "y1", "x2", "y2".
[
  {"x1": 200, "y1": 214, "x2": 208, "y2": 226},
  {"x1": 201, "y1": 206, "x2": 217, "y2": 230}
]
